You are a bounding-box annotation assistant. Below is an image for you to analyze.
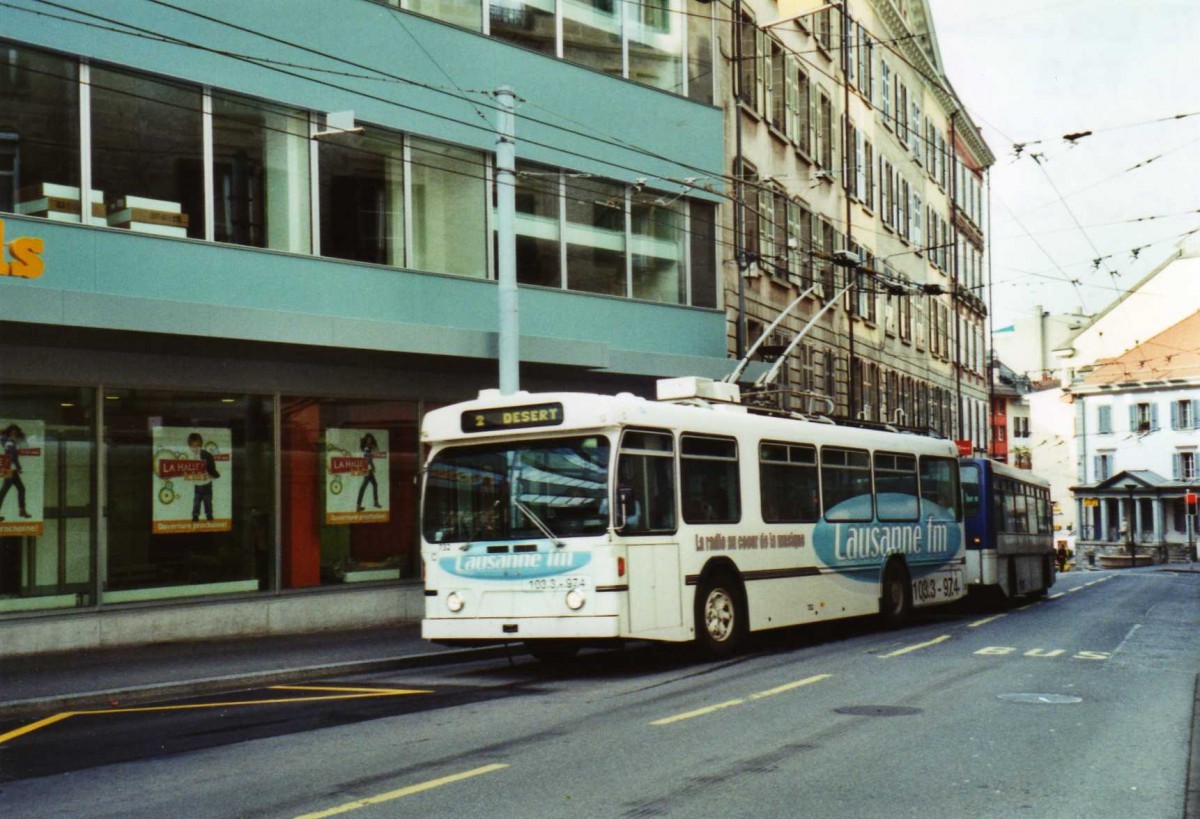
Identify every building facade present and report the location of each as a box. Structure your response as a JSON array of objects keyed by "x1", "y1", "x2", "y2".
[
  {"x1": 0, "y1": 0, "x2": 731, "y2": 654},
  {"x1": 1069, "y1": 312, "x2": 1200, "y2": 565},
  {"x1": 718, "y1": 0, "x2": 992, "y2": 448}
]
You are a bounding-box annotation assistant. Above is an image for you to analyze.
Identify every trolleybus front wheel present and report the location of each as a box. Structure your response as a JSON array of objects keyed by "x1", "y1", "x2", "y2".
[{"x1": 694, "y1": 572, "x2": 747, "y2": 658}]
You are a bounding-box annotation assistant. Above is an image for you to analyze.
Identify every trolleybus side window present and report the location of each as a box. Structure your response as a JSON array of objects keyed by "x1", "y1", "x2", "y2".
[
  {"x1": 821, "y1": 447, "x2": 873, "y2": 522},
  {"x1": 918, "y1": 455, "x2": 961, "y2": 519},
  {"x1": 616, "y1": 429, "x2": 676, "y2": 534},
  {"x1": 681, "y1": 434, "x2": 741, "y2": 523},
  {"x1": 759, "y1": 442, "x2": 820, "y2": 523},
  {"x1": 874, "y1": 452, "x2": 920, "y2": 521}
]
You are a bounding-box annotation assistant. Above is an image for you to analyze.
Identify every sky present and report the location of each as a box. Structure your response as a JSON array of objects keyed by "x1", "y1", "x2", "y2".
[{"x1": 923, "y1": 0, "x2": 1200, "y2": 329}]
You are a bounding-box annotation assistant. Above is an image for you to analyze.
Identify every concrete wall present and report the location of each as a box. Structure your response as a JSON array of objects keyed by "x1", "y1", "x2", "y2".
[{"x1": 0, "y1": 584, "x2": 426, "y2": 658}]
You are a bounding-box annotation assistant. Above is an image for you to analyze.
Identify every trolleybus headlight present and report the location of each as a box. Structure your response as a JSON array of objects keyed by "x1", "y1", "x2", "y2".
[
  {"x1": 446, "y1": 591, "x2": 465, "y2": 613},
  {"x1": 565, "y1": 589, "x2": 586, "y2": 610}
]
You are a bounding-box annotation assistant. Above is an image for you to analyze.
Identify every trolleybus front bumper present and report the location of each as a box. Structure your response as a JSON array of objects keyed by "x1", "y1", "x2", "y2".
[{"x1": 422, "y1": 615, "x2": 621, "y2": 642}]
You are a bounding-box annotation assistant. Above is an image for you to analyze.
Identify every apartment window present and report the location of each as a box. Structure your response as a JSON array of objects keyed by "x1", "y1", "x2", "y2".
[
  {"x1": 1173, "y1": 450, "x2": 1197, "y2": 481},
  {"x1": 1094, "y1": 451, "x2": 1113, "y2": 481},
  {"x1": 816, "y1": 91, "x2": 834, "y2": 171},
  {"x1": 794, "y1": 67, "x2": 812, "y2": 155},
  {"x1": 318, "y1": 130, "x2": 404, "y2": 265},
  {"x1": 735, "y1": 11, "x2": 757, "y2": 105},
  {"x1": 407, "y1": 0, "x2": 483, "y2": 31},
  {"x1": 737, "y1": 160, "x2": 759, "y2": 264},
  {"x1": 0, "y1": 46, "x2": 81, "y2": 223},
  {"x1": 881, "y1": 61, "x2": 891, "y2": 126},
  {"x1": 1131, "y1": 402, "x2": 1158, "y2": 433},
  {"x1": 769, "y1": 40, "x2": 786, "y2": 131},
  {"x1": 1172, "y1": 399, "x2": 1199, "y2": 430},
  {"x1": 1097, "y1": 405, "x2": 1112, "y2": 434},
  {"x1": 688, "y1": 201, "x2": 718, "y2": 308}
]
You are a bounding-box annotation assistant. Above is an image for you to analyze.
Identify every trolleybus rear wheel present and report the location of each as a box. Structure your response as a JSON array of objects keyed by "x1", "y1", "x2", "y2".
[
  {"x1": 525, "y1": 641, "x2": 581, "y2": 663},
  {"x1": 880, "y1": 561, "x2": 912, "y2": 628}
]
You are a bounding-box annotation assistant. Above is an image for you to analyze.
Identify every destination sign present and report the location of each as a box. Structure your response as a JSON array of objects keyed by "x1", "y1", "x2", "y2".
[{"x1": 461, "y1": 402, "x2": 564, "y2": 433}]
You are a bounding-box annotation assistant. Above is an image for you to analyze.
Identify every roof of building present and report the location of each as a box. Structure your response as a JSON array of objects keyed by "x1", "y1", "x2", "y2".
[{"x1": 1081, "y1": 309, "x2": 1200, "y2": 387}]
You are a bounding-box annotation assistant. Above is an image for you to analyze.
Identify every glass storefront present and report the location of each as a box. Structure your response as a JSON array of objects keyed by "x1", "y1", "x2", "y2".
[
  {"x1": 0, "y1": 386, "x2": 96, "y2": 613},
  {"x1": 0, "y1": 384, "x2": 427, "y2": 615},
  {"x1": 280, "y1": 397, "x2": 419, "y2": 588}
]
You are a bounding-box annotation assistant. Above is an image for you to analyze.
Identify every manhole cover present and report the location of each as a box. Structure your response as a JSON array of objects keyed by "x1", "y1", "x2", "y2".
[
  {"x1": 834, "y1": 705, "x2": 923, "y2": 717},
  {"x1": 997, "y1": 693, "x2": 1083, "y2": 705}
]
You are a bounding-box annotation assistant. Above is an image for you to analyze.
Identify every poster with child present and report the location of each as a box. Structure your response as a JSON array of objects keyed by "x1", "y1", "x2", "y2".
[{"x1": 151, "y1": 426, "x2": 232, "y2": 533}]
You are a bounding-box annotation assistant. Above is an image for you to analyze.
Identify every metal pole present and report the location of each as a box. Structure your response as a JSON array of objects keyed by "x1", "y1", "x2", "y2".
[
  {"x1": 495, "y1": 86, "x2": 519, "y2": 395},
  {"x1": 842, "y1": 2, "x2": 856, "y2": 421},
  {"x1": 733, "y1": 0, "x2": 747, "y2": 360},
  {"x1": 950, "y1": 112, "x2": 963, "y2": 442}
]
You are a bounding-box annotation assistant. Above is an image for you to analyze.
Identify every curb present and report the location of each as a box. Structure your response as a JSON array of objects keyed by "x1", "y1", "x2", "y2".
[{"x1": 0, "y1": 644, "x2": 517, "y2": 721}]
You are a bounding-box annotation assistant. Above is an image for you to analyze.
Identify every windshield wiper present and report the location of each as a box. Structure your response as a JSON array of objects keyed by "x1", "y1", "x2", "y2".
[{"x1": 513, "y1": 499, "x2": 565, "y2": 548}]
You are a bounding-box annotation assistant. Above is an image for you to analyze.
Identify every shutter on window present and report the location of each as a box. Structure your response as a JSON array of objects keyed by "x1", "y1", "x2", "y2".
[
  {"x1": 1151, "y1": 403, "x2": 1160, "y2": 430},
  {"x1": 1129, "y1": 405, "x2": 1138, "y2": 432},
  {"x1": 1093, "y1": 456, "x2": 1101, "y2": 482},
  {"x1": 784, "y1": 57, "x2": 797, "y2": 142},
  {"x1": 1174, "y1": 453, "x2": 1183, "y2": 480},
  {"x1": 1192, "y1": 400, "x2": 1200, "y2": 429},
  {"x1": 1171, "y1": 401, "x2": 1180, "y2": 430}
]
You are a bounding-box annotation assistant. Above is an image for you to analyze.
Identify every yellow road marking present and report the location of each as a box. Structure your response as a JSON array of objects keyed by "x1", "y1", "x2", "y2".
[
  {"x1": 0, "y1": 686, "x2": 429, "y2": 745},
  {"x1": 272, "y1": 685, "x2": 429, "y2": 695},
  {"x1": 967, "y1": 614, "x2": 1006, "y2": 628},
  {"x1": 748, "y1": 674, "x2": 832, "y2": 699},
  {"x1": 0, "y1": 712, "x2": 74, "y2": 745},
  {"x1": 651, "y1": 698, "x2": 745, "y2": 726},
  {"x1": 294, "y1": 764, "x2": 510, "y2": 819},
  {"x1": 879, "y1": 635, "x2": 950, "y2": 658}
]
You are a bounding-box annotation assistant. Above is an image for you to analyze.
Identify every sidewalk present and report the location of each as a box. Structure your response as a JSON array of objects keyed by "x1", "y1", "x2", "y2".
[{"x1": 0, "y1": 626, "x2": 512, "y2": 720}]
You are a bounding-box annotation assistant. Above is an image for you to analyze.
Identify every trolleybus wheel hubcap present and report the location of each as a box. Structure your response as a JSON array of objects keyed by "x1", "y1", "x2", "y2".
[{"x1": 705, "y1": 588, "x2": 735, "y2": 642}]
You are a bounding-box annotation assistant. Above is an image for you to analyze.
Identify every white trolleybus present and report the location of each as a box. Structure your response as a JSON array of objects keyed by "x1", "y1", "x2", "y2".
[{"x1": 421, "y1": 377, "x2": 967, "y2": 659}]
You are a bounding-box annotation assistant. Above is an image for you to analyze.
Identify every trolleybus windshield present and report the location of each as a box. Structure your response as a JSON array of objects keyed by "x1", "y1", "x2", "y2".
[{"x1": 423, "y1": 436, "x2": 610, "y2": 543}]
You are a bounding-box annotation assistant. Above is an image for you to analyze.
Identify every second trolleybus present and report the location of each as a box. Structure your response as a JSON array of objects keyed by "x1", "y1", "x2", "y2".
[
  {"x1": 959, "y1": 457, "x2": 1056, "y2": 600},
  {"x1": 421, "y1": 377, "x2": 968, "y2": 658}
]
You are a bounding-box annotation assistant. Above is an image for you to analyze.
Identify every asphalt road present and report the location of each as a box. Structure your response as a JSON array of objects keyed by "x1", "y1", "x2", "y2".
[{"x1": 1, "y1": 568, "x2": 1197, "y2": 818}]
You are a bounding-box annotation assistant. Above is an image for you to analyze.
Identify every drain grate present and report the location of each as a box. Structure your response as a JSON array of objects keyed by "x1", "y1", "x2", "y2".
[{"x1": 834, "y1": 705, "x2": 923, "y2": 717}]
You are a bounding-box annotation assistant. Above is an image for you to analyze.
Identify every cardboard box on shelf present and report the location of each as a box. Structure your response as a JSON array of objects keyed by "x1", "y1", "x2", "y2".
[
  {"x1": 15, "y1": 183, "x2": 105, "y2": 221},
  {"x1": 106, "y1": 196, "x2": 189, "y2": 237}
]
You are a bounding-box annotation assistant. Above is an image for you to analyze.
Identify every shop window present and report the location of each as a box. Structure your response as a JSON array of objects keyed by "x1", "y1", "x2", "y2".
[
  {"x1": 0, "y1": 386, "x2": 96, "y2": 613},
  {"x1": 318, "y1": 129, "x2": 405, "y2": 266},
  {"x1": 102, "y1": 390, "x2": 273, "y2": 602},
  {"x1": 211, "y1": 93, "x2": 311, "y2": 253},
  {"x1": 90, "y1": 67, "x2": 205, "y2": 238},
  {"x1": 0, "y1": 46, "x2": 82, "y2": 222},
  {"x1": 410, "y1": 137, "x2": 487, "y2": 278},
  {"x1": 566, "y1": 176, "x2": 626, "y2": 296},
  {"x1": 280, "y1": 397, "x2": 419, "y2": 587}
]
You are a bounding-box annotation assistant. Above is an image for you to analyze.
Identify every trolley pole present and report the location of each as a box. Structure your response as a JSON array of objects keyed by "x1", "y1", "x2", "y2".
[{"x1": 495, "y1": 86, "x2": 519, "y2": 395}]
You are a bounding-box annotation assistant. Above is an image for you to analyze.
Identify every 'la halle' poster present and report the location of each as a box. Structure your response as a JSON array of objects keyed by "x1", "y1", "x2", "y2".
[
  {"x1": 151, "y1": 426, "x2": 232, "y2": 534},
  {"x1": 325, "y1": 428, "x2": 389, "y2": 525},
  {"x1": 0, "y1": 418, "x2": 45, "y2": 537}
]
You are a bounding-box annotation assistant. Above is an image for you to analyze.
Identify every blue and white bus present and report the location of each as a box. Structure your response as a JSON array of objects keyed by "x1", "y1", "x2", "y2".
[
  {"x1": 959, "y1": 457, "x2": 1055, "y2": 600},
  {"x1": 420, "y1": 377, "x2": 967, "y2": 659}
]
